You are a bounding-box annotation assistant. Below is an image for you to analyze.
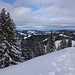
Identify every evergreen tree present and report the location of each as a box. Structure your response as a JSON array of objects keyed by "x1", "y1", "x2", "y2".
[
  {"x1": 21, "y1": 38, "x2": 32, "y2": 61},
  {"x1": 33, "y1": 37, "x2": 45, "y2": 57},
  {"x1": 0, "y1": 8, "x2": 22, "y2": 68},
  {"x1": 57, "y1": 44, "x2": 60, "y2": 51},
  {"x1": 33, "y1": 42, "x2": 45, "y2": 57},
  {"x1": 46, "y1": 31, "x2": 56, "y2": 53},
  {"x1": 67, "y1": 36, "x2": 72, "y2": 47},
  {"x1": 60, "y1": 37, "x2": 67, "y2": 49}
]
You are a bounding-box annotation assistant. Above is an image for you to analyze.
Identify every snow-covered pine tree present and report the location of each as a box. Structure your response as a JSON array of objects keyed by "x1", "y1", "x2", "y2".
[
  {"x1": 21, "y1": 37, "x2": 32, "y2": 61},
  {"x1": 33, "y1": 42, "x2": 45, "y2": 57},
  {"x1": 57, "y1": 44, "x2": 60, "y2": 51},
  {"x1": 67, "y1": 35, "x2": 72, "y2": 47},
  {"x1": 33, "y1": 37, "x2": 45, "y2": 57},
  {"x1": 46, "y1": 31, "x2": 56, "y2": 53},
  {"x1": 60, "y1": 37, "x2": 67, "y2": 49},
  {"x1": 39, "y1": 42, "x2": 45, "y2": 55},
  {"x1": 0, "y1": 8, "x2": 22, "y2": 68}
]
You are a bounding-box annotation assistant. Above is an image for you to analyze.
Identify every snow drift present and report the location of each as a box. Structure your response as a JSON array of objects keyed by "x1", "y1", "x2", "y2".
[{"x1": 0, "y1": 47, "x2": 75, "y2": 75}]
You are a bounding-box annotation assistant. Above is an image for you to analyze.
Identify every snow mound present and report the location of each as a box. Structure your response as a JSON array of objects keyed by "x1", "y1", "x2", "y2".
[{"x1": 0, "y1": 47, "x2": 75, "y2": 75}]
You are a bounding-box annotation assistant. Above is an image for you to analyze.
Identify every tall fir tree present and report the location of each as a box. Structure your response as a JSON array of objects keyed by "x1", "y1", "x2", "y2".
[
  {"x1": 67, "y1": 35, "x2": 72, "y2": 47},
  {"x1": 21, "y1": 37, "x2": 32, "y2": 61},
  {"x1": 46, "y1": 31, "x2": 56, "y2": 53},
  {"x1": 33, "y1": 37, "x2": 45, "y2": 57},
  {"x1": 33, "y1": 42, "x2": 45, "y2": 57},
  {"x1": 60, "y1": 37, "x2": 67, "y2": 49},
  {"x1": 0, "y1": 8, "x2": 22, "y2": 68},
  {"x1": 57, "y1": 44, "x2": 60, "y2": 51}
]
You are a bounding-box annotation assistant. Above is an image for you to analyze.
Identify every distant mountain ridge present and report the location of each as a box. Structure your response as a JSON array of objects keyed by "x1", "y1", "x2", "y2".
[
  {"x1": 17, "y1": 29, "x2": 75, "y2": 41},
  {"x1": 18, "y1": 30, "x2": 46, "y2": 35},
  {"x1": 17, "y1": 29, "x2": 75, "y2": 36}
]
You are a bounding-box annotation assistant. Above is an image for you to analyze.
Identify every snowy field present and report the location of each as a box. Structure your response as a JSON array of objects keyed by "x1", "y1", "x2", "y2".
[{"x1": 0, "y1": 47, "x2": 75, "y2": 75}]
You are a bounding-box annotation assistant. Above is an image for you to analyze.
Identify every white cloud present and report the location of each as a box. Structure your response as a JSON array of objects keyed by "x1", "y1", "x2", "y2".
[
  {"x1": 0, "y1": 0, "x2": 75, "y2": 30},
  {"x1": 0, "y1": 0, "x2": 13, "y2": 11},
  {"x1": 11, "y1": 7, "x2": 75, "y2": 25},
  {"x1": 14, "y1": 0, "x2": 52, "y2": 7},
  {"x1": 35, "y1": 6, "x2": 75, "y2": 17},
  {"x1": 14, "y1": 0, "x2": 75, "y2": 9}
]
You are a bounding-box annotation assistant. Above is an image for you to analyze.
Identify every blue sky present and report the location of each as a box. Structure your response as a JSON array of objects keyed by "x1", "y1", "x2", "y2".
[
  {"x1": 2, "y1": 0, "x2": 15, "y2": 4},
  {"x1": 0, "y1": 0, "x2": 75, "y2": 31}
]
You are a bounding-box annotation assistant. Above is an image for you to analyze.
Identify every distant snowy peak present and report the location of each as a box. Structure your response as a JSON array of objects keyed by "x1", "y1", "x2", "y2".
[
  {"x1": 18, "y1": 30, "x2": 40, "y2": 39},
  {"x1": 18, "y1": 32, "x2": 27, "y2": 36},
  {"x1": 17, "y1": 30, "x2": 46, "y2": 39},
  {"x1": 27, "y1": 30, "x2": 40, "y2": 35},
  {"x1": 27, "y1": 30, "x2": 34, "y2": 34}
]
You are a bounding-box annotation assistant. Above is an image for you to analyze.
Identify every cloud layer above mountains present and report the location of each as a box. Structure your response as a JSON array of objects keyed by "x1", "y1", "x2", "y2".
[{"x1": 1, "y1": 0, "x2": 75, "y2": 30}]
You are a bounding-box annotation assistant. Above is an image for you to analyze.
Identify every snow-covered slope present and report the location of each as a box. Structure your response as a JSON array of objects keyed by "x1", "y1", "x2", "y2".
[{"x1": 0, "y1": 47, "x2": 75, "y2": 75}]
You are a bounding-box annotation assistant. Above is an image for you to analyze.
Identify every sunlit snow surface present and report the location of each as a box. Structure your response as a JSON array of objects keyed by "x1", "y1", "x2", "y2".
[{"x1": 0, "y1": 47, "x2": 75, "y2": 75}]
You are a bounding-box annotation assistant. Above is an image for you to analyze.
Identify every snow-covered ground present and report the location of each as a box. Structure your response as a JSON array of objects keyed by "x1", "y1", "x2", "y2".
[
  {"x1": 55, "y1": 40, "x2": 75, "y2": 48},
  {"x1": 59, "y1": 34, "x2": 68, "y2": 37},
  {"x1": 0, "y1": 47, "x2": 75, "y2": 75},
  {"x1": 72, "y1": 41, "x2": 75, "y2": 47},
  {"x1": 55, "y1": 40, "x2": 61, "y2": 48}
]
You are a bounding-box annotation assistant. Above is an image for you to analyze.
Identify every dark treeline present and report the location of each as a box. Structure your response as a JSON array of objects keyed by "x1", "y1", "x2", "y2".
[{"x1": 21, "y1": 31, "x2": 56, "y2": 60}]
